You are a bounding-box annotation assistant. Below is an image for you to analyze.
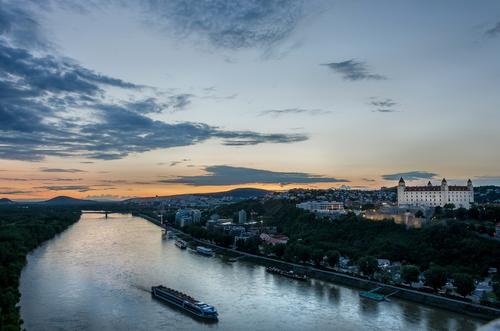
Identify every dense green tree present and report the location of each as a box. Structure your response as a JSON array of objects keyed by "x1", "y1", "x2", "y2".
[
  {"x1": 311, "y1": 249, "x2": 324, "y2": 266},
  {"x1": 358, "y1": 256, "x2": 378, "y2": 277},
  {"x1": 0, "y1": 206, "x2": 81, "y2": 330},
  {"x1": 453, "y1": 273, "x2": 475, "y2": 297},
  {"x1": 401, "y1": 265, "x2": 420, "y2": 284},
  {"x1": 415, "y1": 210, "x2": 424, "y2": 218},
  {"x1": 424, "y1": 266, "x2": 448, "y2": 292},
  {"x1": 273, "y1": 243, "x2": 286, "y2": 259},
  {"x1": 326, "y1": 250, "x2": 340, "y2": 267}
]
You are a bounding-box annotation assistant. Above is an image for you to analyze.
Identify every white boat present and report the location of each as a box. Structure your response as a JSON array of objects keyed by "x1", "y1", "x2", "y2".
[{"x1": 196, "y1": 246, "x2": 214, "y2": 256}]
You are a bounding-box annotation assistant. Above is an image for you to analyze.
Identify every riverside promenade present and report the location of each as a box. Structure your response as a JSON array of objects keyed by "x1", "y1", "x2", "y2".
[{"x1": 136, "y1": 213, "x2": 500, "y2": 320}]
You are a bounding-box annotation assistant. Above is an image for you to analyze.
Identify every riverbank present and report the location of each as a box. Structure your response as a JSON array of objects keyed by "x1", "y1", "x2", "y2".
[
  {"x1": 136, "y1": 213, "x2": 500, "y2": 321},
  {"x1": 1, "y1": 206, "x2": 81, "y2": 330}
]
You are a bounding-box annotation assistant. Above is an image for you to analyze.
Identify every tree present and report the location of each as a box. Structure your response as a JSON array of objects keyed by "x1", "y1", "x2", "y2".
[
  {"x1": 311, "y1": 249, "x2": 324, "y2": 266},
  {"x1": 273, "y1": 243, "x2": 286, "y2": 259},
  {"x1": 444, "y1": 203, "x2": 456, "y2": 210},
  {"x1": 401, "y1": 265, "x2": 420, "y2": 284},
  {"x1": 415, "y1": 210, "x2": 424, "y2": 218},
  {"x1": 453, "y1": 273, "x2": 475, "y2": 297},
  {"x1": 326, "y1": 250, "x2": 340, "y2": 267},
  {"x1": 358, "y1": 256, "x2": 378, "y2": 277},
  {"x1": 424, "y1": 266, "x2": 448, "y2": 292},
  {"x1": 493, "y1": 278, "x2": 500, "y2": 299}
]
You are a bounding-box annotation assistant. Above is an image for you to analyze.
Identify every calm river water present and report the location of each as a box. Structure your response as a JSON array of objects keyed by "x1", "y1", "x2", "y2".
[{"x1": 20, "y1": 213, "x2": 484, "y2": 331}]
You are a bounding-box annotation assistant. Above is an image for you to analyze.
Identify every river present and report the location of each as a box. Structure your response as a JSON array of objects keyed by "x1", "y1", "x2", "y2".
[{"x1": 19, "y1": 213, "x2": 484, "y2": 331}]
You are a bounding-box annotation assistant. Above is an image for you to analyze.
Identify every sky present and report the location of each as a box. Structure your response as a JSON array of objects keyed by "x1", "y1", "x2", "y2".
[{"x1": 1, "y1": 0, "x2": 500, "y2": 200}]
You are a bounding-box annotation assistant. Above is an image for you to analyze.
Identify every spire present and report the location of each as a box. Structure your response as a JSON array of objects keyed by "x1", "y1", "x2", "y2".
[
  {"x1": 427, "y1": 181, "x2": 432, "y2": 187},
  {"x1": 399, "y1": 177, "x2": 405, "y2": 184},
  {"x1": 467, "y1": 178, "x2": 472, "y2": 184},
  {"x1": 441, "y1": 178, "x2": 447, "y2": 184}
]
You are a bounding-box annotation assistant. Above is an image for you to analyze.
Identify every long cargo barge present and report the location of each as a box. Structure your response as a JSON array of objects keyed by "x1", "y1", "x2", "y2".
[
  {"x1": 265, "y1": 267, "x2": 308, "y2": 281},
  {"x1": 151, "y1": 285, "x2": 218, "y2": 320}
]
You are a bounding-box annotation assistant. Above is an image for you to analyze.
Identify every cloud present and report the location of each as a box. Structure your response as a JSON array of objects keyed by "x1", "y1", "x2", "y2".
[
  {"x1": 0, "y1": 189, "x2": 34, "y2": 195},
  {"x1": 160, "y1": 165, "x2": 349, "y2": 186},
  {"x1": 485, "y1": 21, "x2": 500, "y2": 37},
  {"x1": 137, "y1": 0, "x2": 305, "y2": 49},
  {"x1": 362, "y1": 178, "x2": 376, "y2": 182},
  {"x1": 382, "y1": 171, "x2": 438, "y2": 181},
  {"x1": 321, "y1": 59, "x2": 386, "y2": 81},
  {"x1": 369, "y1": 98, "x2": 398, "y2": 113},
  {"x1": 259, "y1": 108, "x2": 331, "y2": 117},
  {"x1": 37, "y1": 185, "x2": 92, "y2": 192},
  {"x1": 40, "y1": 168, "x2": 86, "y2": 173},
  {"x1": 0, "y1": 6, "x2": 308, "y2": 162}
]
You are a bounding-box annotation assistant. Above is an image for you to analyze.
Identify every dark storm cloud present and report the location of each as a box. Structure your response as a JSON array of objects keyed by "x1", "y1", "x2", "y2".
[
  {"x1": 321, "y1": 60, "x2": 386, "y2": 81},
  {"x1": 485, "y1": 21, "x2": 500, "y2": 37},
  {"x1": 139, "y1": 0, "x2": 305, "y2": 49},
  {"x1": 0, "y1": 4, "x2": 307, "y2": 162},
  {"x1": 259, "y1": 108, "x2": 331, "y2": 117},
  {"x1": 160, "y1": 165, "x2": 349, "y2": 186},
  {"x1": 382, "y1": 171, "x2": 438, "y2": 181},
  {"x1": 40, "y1": 168, "x2": 86, "y2": 173}
]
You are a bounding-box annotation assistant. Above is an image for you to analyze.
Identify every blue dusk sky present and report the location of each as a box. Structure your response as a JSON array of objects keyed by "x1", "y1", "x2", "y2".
[{"x1": 1, "y1": 0, "x2": 499, "y2": 200}]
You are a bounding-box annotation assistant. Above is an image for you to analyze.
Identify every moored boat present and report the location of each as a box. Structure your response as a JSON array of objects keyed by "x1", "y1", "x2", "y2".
[
  {"x1": 151, "y1": 285, "x2": 218, "y2": 320},
  {"x1": 175, "y1": 239, "x2": 187, "y2": 249},
  {"x1": 265, "y1": 266, "x2": 308, "y2": 281},
  {"x1": 196, "y1": 246, "x2": 214, "y2": 256}
]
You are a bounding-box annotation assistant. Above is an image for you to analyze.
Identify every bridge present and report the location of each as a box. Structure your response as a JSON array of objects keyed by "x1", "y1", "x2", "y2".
[{"x1": 81, "y1": 210, "x2": 113, "y2": 218}]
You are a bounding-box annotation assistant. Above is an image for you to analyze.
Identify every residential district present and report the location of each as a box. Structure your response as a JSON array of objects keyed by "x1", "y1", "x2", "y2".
[{"x1": 127, "y1": 179, "x2": 500, "y2": 307}]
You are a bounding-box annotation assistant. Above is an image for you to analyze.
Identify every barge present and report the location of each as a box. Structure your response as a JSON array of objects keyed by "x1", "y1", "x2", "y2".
[
  {"x1": 265, "y1": 266, "x2": 308, "y2": 281},
  {"x1": 151, "y1": 285, "x2": 218, "y2": 320}
]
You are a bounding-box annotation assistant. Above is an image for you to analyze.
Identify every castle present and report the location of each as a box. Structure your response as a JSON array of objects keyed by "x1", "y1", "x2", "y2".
[{"x1": 397, "y1": 178, "x2": 474, "y2": 209}]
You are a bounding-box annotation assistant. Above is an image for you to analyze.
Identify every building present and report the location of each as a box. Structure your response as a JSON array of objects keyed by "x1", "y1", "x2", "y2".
[
  {"x1": 296, "y1": 200, "x2": 345, "y2": 216},
  {"x1": 175, "y1": 208, "x2": 201, "y2": 227},
  {"x1": 397, "y1": 178, "x2": 474, "y2": 209},
  {"x1": 238, "y1": 210, "x2": 247, "y2": 224},
  {"x1": 259, "y1": 233, "x2": 289, "y2": 245}
]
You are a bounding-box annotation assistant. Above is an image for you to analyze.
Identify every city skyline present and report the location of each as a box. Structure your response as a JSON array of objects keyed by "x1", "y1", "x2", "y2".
[{"x1": 1, "y1": 0, "x2": 500, "y2": 200}]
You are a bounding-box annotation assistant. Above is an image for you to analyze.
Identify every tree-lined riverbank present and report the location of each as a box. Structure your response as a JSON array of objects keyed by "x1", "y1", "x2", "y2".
[{"x1": 0, "y1": 206, "x2": 81, "y2": 330}]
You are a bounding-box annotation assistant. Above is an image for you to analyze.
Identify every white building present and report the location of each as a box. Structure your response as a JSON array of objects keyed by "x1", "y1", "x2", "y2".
[
  {"x1": 296, "y1": 201, "x2": 345, "y2": 214},
  {"x1": 397, "y1": 178, "x2": 474, "y2": 209},
  {"x1": 238, "y1": 210, "x2": 247, "y2": 224}
]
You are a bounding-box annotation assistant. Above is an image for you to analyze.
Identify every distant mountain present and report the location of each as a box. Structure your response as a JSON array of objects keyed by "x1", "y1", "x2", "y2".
[
  {"x1": 41, "y1": 196, "x2": 96, "y2": 205},
  {"x1": 0, "y1": 198, "x2": 14, "y2": 204},
  {"x1": 198, "y1": 188, "x2": 271, "y2": 198},
  {"x1": 123, "y1": 187, "x2": 272, "y2": 203}
]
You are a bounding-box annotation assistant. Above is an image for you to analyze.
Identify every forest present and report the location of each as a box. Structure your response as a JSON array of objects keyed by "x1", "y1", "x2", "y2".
[
  {"x1": 213, "y1": 199, "x2": 500, "y2": 277},
  {"x1": 0, "y1": 206, "x2": 81, "y2": 331}
]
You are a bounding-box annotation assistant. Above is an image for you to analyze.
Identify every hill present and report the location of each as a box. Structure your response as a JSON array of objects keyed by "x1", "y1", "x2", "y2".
[
  {"x1": 124, "y1": 187, "x2": 272, "y2": 203},
  {"x1": 196, "y1": 188, "x2": 271, "y2": 199},
  {"x1": 0, "y1": 198, "x2": 14, "y2": 204},
  {"x1": 41, "y1": 196, "x2": 96, "y2": 205}
]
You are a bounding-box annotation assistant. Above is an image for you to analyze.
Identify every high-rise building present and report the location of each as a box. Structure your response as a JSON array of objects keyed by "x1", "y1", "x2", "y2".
[{"x1": 238, "y1": 210, "x2": 247, "y2": 224}]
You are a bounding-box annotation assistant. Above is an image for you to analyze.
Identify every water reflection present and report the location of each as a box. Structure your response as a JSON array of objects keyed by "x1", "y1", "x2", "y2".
[{"x1": 19, "y1": 214, "x2": 485, "y2": 331}]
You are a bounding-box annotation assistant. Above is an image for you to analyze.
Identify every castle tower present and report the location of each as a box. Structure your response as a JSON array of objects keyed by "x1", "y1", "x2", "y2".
[
  {"x1": 441, "y1": 178, "x2": 449, "y2": 205},
  {"x1": 397, "y1": 177, "x2": 406, "y2": 206},
  {"x1": 467, "y1": 179, "x2": 474, "y2": 204}
]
